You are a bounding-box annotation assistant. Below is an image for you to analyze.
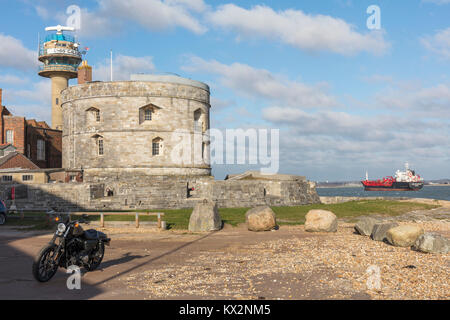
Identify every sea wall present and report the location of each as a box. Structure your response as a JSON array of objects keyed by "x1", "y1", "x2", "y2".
[
  {"x1": 0, "y1": 177, "x2": 321, "y2": 211},
  {"x1": 319, "y1": 196, "x2": 449, "y2": 206}
]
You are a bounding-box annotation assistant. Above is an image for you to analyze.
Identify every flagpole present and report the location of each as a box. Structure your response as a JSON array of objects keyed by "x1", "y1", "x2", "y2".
[{"x1": 110, "y1": 50, "x2": 113, "y2": 82}]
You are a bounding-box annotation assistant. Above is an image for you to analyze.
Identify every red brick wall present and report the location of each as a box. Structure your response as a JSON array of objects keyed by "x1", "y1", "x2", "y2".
[
  {"x1": 3, "y1": 116, "x2": 26, "y2": 153},
  {"x1": 0, "y1": 100, "x2": 62, "y2": 169},
  {"x1": 26, "y1": 126, "x2": 62, "y2": 168}
]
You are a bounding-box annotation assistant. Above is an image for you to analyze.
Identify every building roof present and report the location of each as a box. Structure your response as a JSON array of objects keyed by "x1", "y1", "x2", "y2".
[
  {"x1": 26, "y1": 119, "x2": 51, "y2": 129},
  {"x1": 130, "y1": 74, "x2": 210, "y2": 91},
  {"x1": 0, "y1": 143, "x2": 13, "y2": 149},
  {"x1": 0, "y1": 152, "x2": 40, "y2": 170},
  {"x1": 1, "y1": 106, "x2": 11, "y2": 116},
  {"x1": 225, "y1": 171, "x2": 306, "y2": 181}
]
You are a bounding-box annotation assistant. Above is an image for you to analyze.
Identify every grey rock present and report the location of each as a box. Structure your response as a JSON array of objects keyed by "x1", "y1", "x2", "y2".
[
  {"x1": 386, "y1": 225, "x2": 424, "y2": 247},
  {"x1": 304, "y1": 209, "x2": 338, "y2": 232},
  {"x1": 354, "y1": 217, "x2": 380, "y2": 236},
  {"x1": 188, "y1": 199, "x2": 222, "y2": 232},
  {"x1": 370, "y1": 222, "x2": 399, "y2": 241},
  {"x1": 245, "y1": 206, "x2": 277, "y2": 231},
  {"x1": 412, "y1": 233, "x2": 449, "y2": 254}
]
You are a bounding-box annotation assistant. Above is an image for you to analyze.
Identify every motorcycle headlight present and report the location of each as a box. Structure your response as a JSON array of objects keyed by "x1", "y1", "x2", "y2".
[{"x1": 57, "y1": 223, "x2": 66, "y2": 234}]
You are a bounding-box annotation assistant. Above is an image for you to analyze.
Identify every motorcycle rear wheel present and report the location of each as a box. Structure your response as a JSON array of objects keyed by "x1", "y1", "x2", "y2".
[{"x1": 32, "y1": 244, "x2": 59, "y2": 282}]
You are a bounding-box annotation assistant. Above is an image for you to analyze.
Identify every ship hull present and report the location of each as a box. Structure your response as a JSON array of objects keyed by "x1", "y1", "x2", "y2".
[{"x1": 362, "y1": 181, "x2": 424, "y2": 191}]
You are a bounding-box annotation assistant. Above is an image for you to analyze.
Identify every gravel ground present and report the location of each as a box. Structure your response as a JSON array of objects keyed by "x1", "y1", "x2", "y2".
[{"x1": 124, "y1": 218, "x2": 449, "y2": 300}]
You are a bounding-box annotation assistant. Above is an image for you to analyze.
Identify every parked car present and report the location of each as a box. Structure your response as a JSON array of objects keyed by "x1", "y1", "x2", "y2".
[{"x1": 0, "y1": 200, "x2": 7, "y2": 225}]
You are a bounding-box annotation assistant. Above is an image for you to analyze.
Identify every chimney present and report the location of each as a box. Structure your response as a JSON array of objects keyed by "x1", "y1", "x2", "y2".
[{"x1": 78, "y1": 60, "x2": 92, "y2": 84}]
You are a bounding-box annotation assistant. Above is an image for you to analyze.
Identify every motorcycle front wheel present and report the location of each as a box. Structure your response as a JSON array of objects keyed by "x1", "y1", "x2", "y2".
[{"x1": 32, "y1": 244, "x2": 59, "y2": 282}]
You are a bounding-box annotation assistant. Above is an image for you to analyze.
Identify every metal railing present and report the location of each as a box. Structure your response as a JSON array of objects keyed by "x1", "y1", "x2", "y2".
[{"x1": 38, "y1": 64, "x2": 79, "y2": 73}]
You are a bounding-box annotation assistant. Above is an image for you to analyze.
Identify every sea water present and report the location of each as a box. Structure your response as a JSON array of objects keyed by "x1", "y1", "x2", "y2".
[{"x1": 316, "y1": 185, "x2": 450, "y2": 201}]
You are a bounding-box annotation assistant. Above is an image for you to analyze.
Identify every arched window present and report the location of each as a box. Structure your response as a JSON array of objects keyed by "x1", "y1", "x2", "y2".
[
  {"x1": 86, "y1": 107, "x2": 100, "y2": 123},
  {"x1": 152, "y1": 137, "x2": 163, "y2": 156},
  {"x1": 194, "y1": 109, "x2": 205, "y2": 132},
  {"x1": 92, "y1": 134, "x2": 104, "y2": 156},
  {"x1": 139, "y1": 104, "x2": 160, "y2": 124}
]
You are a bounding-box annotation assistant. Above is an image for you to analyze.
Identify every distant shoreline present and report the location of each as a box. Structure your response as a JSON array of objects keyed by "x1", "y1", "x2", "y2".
[
  {"x1": 316, "y1": 185, "x2": 362, "y2": 189},
  {"x1": 316, "y1": 184, "x2": 450, "y2": 189}
]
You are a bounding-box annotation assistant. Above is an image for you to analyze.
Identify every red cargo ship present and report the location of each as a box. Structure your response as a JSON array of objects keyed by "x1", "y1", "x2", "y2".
[{"x1": 361, "y1": 163, "x2": 424, "y2": 191}]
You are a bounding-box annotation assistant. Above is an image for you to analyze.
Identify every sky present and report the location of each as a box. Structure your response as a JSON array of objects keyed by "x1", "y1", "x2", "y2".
[{"x1": 0, "y1": 0, "x2": 449, "y2": 181}]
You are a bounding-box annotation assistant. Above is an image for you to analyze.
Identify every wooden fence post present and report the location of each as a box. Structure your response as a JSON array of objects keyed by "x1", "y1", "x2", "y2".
[
  {"x1": 135, "y1": 212, "x2": 139, "y2": 228},
  {"x1": 157, "y1": 213, "x2": 161, "y2": 229},
  {"x1": 100, "y1": 213, "x2": 104, "y2": 227}
]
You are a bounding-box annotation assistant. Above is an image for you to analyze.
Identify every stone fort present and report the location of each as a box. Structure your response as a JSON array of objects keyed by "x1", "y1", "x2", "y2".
[
  {"x1": 0, "y1": 27, "x2": 320, "y2": 211},
  {"x1": 1, "y1": 73, "x2": 320, "y2": 211}
]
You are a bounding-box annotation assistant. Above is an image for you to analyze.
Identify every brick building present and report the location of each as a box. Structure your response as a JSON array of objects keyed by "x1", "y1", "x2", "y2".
[{"x1": 0, "y1": 89, "x2": 62, "y2": 168}]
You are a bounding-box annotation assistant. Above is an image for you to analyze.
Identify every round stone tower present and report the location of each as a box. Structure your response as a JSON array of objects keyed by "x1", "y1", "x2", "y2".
[
  {"x1": 38, "y1": 25, "x2": 82, "y2": 130},
  {"x1": 60, "y1": 74, "x2": 211, "y2": 182}
]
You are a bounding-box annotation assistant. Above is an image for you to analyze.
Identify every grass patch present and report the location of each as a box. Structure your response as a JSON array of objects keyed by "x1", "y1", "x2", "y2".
[
  {"x1": 92, "y1": 200, "x2": 438, "y2": 229},
  {"x1": 2, "y1": 200, "x2": 439, "y2": 230}
]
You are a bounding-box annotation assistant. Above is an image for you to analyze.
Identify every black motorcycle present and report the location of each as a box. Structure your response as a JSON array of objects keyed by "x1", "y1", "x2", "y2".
[{"x1": 32, "y1": 213, "x2": 111, "y2": 282}]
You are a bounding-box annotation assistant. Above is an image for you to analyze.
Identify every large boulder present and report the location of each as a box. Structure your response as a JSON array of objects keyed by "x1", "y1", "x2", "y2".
[
  {"x1": 304, "y1": 210, "x2": 337, "y2": 232},
  {"x1": 370, "y1": 222, "x2": 398, "y2": 241},
  {"x1": 412, "y1": 233, "x2": 449, "y2": 254},
  {"x1": 245, "y1": 206, "x2": 277, "y2": 231},
  {"x1": 386, "y1": 225, "x2": 424, "y2": 247},
  {"x1": 188, "y1": 199, "x2": 222, "y2": 232},
  {"x1": 355, "y1": 217, "x2": 380, "y2": 236}
]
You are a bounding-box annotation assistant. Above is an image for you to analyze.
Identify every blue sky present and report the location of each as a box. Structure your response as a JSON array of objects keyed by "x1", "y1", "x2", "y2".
[{"x1": 1, "y1": 0, "x2": 449, "y2": 181}]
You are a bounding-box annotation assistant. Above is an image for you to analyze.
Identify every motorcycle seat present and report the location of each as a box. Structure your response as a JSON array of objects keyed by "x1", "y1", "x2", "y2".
[
  {"x1": 84, "y1": 229, "x2": 108, "y2": 240},
  {"x1": 84, "y1": 229, "x2": 100, "y2": 240}
]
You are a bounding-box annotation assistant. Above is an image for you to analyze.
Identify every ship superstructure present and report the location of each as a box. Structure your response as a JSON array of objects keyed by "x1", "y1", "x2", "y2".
[{"x1": 361, "y1": 163, "x2": 424, "y2": 191}]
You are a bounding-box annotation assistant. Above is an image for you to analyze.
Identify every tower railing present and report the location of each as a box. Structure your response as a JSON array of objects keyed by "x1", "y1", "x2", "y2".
[{"x1": 38, "y1": 64, "x2": 79, "y2": 73}]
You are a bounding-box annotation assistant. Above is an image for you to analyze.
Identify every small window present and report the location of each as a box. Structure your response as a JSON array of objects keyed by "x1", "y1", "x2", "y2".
[
  {"x1": 98, "y1": 138, "x2": 104, "y2": 156},
  {"x1": 152, "y1": 141, "x2": 159, "y2": 156},
  {"x1": 2, "y1": 176, "x2": 12, "y2": 182},
  {"x1": 55, "y1": 98, "x2": 59, "y2": 105},
  {"x1": 86, "y1": 107, "x2": 100, "y2": 123},
  {"x1": 6, "y1": 130, "x2": 13, "y2": 144},
  {"x1": 139, "y1": 105, "x2": 159, "y2": 124},
  {"x1": 145, "y1": 109, "x2": 152, "y2": 121},
  {"x1": 22, "y1": 175, "x2": 33, "y2": 181}
]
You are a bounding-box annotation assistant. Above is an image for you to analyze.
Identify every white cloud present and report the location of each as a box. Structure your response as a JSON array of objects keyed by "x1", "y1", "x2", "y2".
[
  {"x1": 269, "y1": 109, "x2": 450, "y2": 180},
  {"x1": 7, "y1": 104, "x2": 52, "y2": 124},
  {"x1": 1, "y1": 80, "x2": 52, "y2": 123},
  {"x1": 5, "y1": 81, "x2": 51, "y2": 105},
  {"x1": 0, "y1": 74, "x2": 30, "y2": 85},
  {"x1": 35, "y1": 5, "x2": 50, "y2": 19},
  {"x1": 375, "y1": 83, "x2": 450, "y2": 117},
  {"x1": 421, "y1": 27, "x2": 450, "y2": 60},
  {"x1": 76, "y1": 7, "x2": 120, "y2": 38},
  {"x1": 165, "y1": 0, "x2": 208, "y2": 13},
  {"x1": 422, "y1": 0, "x2": 450, "y2": 4},
  {"x1": 210, "y1": 97, "x2": 235, "y2": 112},
  {"x1": 207, "y1": 4, "x2": 389, "y2": 56},
  {"x1": 93, "y1": 54, "x2": 155, "y2": 81},
  {"x1": 0, "y1": 33, "x2": 37, "y2": 71},
  {"x1": 184, "y1": 57, "x2": 337, "y2": 108},
  {"x1": 96, "y1": 0, "x2": 207, "y2": 35},
  {"x1": 43, "y1": 0, "x2": 207, "y2": 38}
]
